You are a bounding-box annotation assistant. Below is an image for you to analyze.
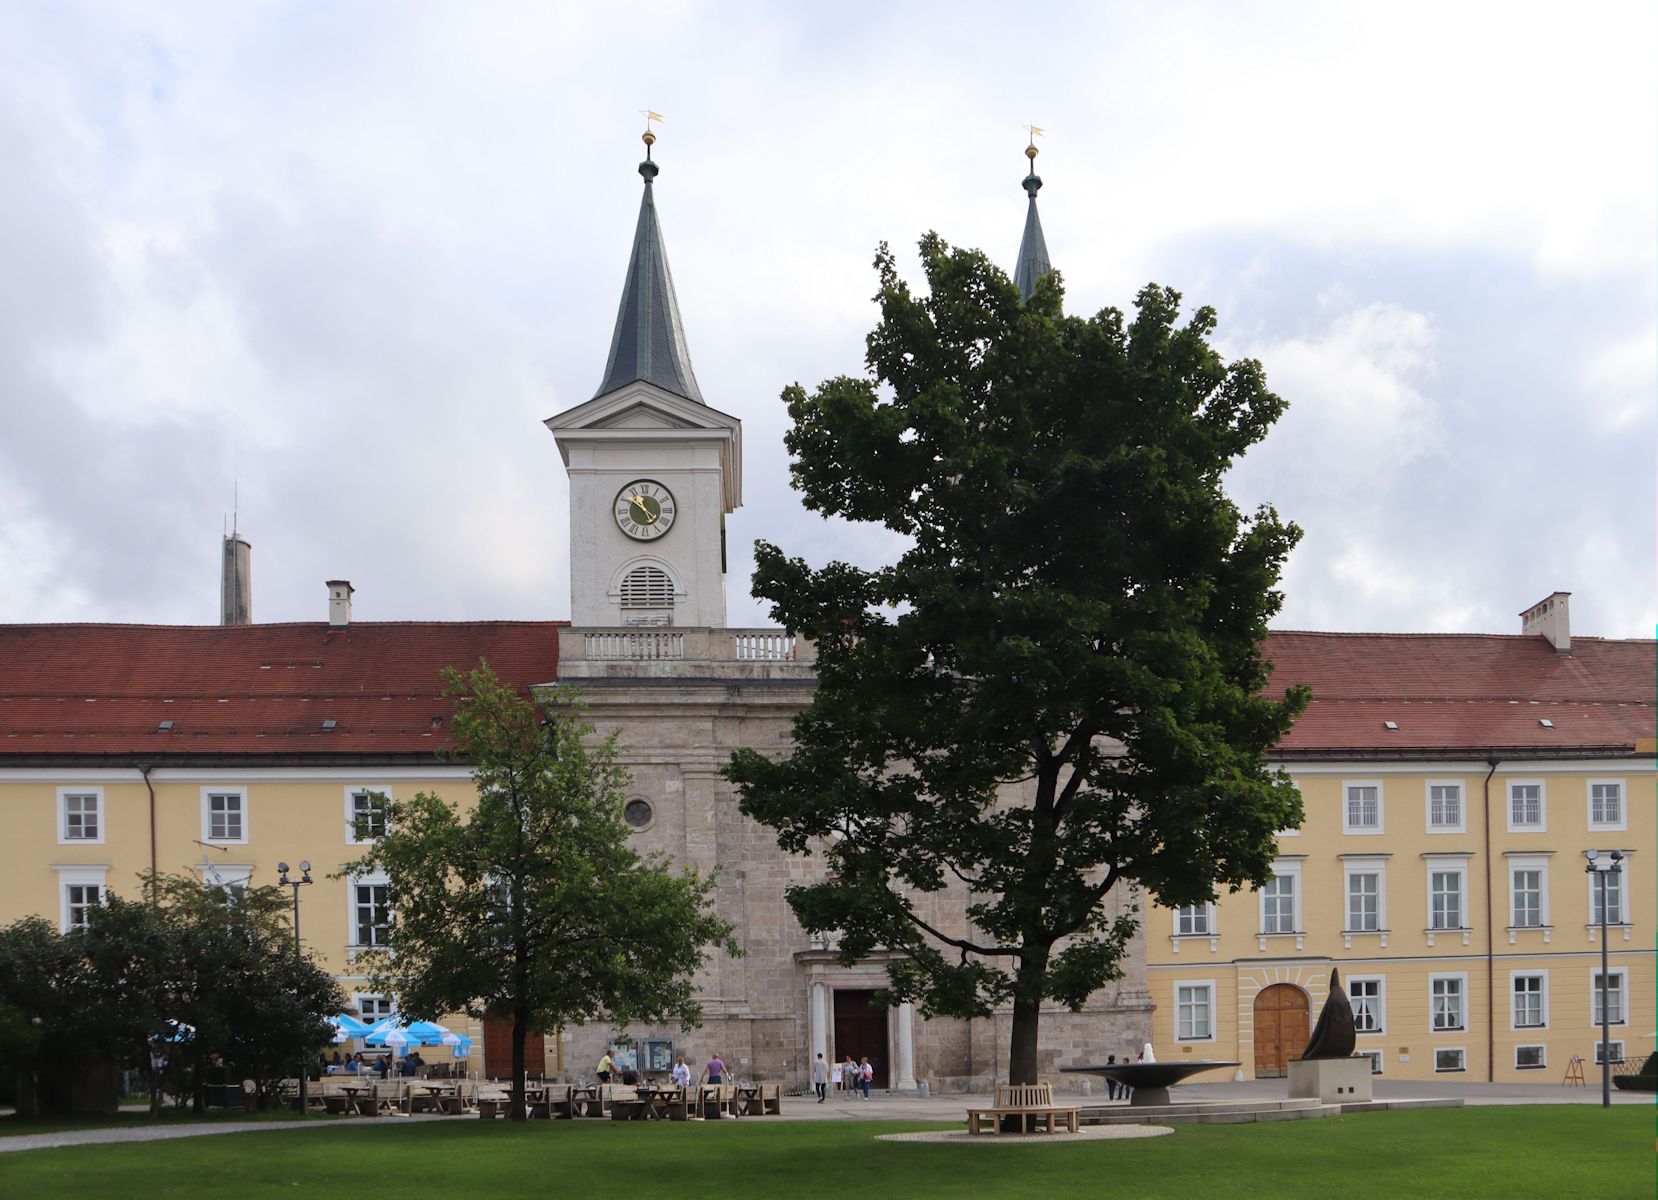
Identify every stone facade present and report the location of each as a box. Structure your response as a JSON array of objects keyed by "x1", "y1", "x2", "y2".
[{"x1": 555, "y1": 628, "x2": 1153, "y2": 1092}]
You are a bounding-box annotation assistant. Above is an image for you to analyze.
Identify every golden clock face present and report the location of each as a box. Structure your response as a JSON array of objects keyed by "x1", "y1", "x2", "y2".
[{"x1": 614, "y1": 480, "x2": 677, "y2": 541}]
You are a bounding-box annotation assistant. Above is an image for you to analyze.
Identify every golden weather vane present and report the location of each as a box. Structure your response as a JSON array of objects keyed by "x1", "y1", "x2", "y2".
[
  {"x1": 1024, "y1": 124, "x2": 1044, "y2": 167},
  {"x1": 641, "y1": 109, "x2": 665, "y2": 146}
]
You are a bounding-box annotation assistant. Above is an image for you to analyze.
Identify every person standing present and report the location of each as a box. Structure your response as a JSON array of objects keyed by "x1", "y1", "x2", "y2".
[
  {"x1": 859, "y1": 1056, "x2": 873, "y2": 1099},
  {"x1": 1104, "y1": 1053, "x2": 1119, "y2": 1100},
  {"x1": 812, "y1": 1052, "x2": 829, "y2": 1102},
  {"x1": 703, "y1": 1052, "x2": 726, "y2": 1086},
  {"x1": 671, "y1": 1055, "x2": 692, "y2": 1090},
  {"x1": 842, "y1": 1054, "x2": 858, "y2": 1095}
]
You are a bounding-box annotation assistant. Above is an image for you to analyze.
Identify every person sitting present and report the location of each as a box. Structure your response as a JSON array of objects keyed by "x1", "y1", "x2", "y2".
[
  {"x1": 621, "y1": 1067, "x2": 640, "y2": 1086},
  {"x1": 373, "y1": 1055, "x2": 391, "y2": 1079}
]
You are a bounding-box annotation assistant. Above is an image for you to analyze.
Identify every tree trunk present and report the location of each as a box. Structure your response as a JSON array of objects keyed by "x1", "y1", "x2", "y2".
[
  {"x1": 509, "y1": 1005, "x2": 528, "y2": 1121},
  {"x1": 1007, "y1": 949, "x2": 1049, "y2": 1085},
  {"x1": 1007, "y1": 996, "x2": 1042, "y2": 1085}
]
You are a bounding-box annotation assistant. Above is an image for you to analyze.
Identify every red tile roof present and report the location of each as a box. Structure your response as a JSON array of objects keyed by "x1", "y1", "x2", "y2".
[
  {"x1": 0, "y1": 622, "x2": 563, "y2": 762},
  {"x1": 1264, "y1": 631, "x2": 1654, "y2": 756}
]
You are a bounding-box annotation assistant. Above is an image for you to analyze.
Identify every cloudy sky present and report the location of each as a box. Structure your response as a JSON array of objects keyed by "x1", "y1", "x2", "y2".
[{"x1": 2, "y1": 2, "x2": 1653, "y2": 639}]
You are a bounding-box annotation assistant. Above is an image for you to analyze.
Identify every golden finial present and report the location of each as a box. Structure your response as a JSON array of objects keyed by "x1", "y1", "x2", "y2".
[
  {"x1": 641, "y1": 109, "x2": 664, "y2": 151},
  {"x1": 1024, "y1": 124, "x2": 1043, "y2": 165}
]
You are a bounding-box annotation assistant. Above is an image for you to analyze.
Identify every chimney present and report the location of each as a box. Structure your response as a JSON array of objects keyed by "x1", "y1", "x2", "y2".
[
  {"x1": 327, "y1": 580, "x2": 354, "y2": 627},
  {"x1": 1519, "y1": 591, "x2": 1571, "y2": 654},
  {"x1": 220, "y1": 534, "x2": 252, "y2": 625}
]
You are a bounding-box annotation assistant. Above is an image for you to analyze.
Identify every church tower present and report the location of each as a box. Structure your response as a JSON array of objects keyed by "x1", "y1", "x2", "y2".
[
  {"x1": 547, "y1": 126, "x2": 742, "y2": 629},
  {"x1": 1013, "y1": 130, "x2": 1052, "y2": 301}
]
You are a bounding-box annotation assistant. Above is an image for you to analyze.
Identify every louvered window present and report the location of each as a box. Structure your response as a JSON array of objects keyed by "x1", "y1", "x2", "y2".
[{"x1": 620, "y1": 566, "x2": 675, "y2": 609}]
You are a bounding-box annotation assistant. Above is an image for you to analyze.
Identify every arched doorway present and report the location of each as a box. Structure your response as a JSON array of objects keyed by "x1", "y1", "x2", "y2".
[{"x1": 1253, "y1": 984, "x2": 1309, "y2": 1078}]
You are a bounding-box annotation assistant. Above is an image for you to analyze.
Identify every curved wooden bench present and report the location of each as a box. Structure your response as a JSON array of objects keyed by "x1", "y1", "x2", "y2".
[{"x1": 966, "y1": 1083, "x2": 1079, "y2": 1135}]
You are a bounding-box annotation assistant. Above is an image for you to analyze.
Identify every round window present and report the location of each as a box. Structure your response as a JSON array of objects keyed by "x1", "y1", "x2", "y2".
[{"x1": 623, "y1": 799, "x2": 654, "y2": 829}]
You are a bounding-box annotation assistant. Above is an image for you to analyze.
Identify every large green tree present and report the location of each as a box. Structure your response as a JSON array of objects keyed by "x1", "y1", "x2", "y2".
[
  {"x1": 726, "y1": 236, "x2": 1308, "y2": 1084},
  {"x1": 0, "y1": 878, "x2": 342, "y2": 1116},
  {"x1": 345, "y1": 664, "x2": 737, "y2": 1119}
]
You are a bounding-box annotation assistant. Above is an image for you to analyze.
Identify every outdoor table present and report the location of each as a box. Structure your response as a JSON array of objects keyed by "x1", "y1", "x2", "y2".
[
  {"x1": 734, "y1": 1084, "x2": 761, "y2": 1117},
  {"x1": 570, "y1": 1085, "x2": 604, "y2": 1118}
]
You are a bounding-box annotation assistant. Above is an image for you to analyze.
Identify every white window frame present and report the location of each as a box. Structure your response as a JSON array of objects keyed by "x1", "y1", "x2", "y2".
[
  {"x1": 1348, "y1": 975, "x2": 1385, "y2": 1035},
  {"x1": 1507, "y1": 856, "x2": 1550, "y2": 933},
  {"x1": 200, "y1": 786, "x2": 249, "y2": 845},
  {"x1": 1174, "y1": 903, "x2": 1214, "y2": 937},
  {"x1": 53, "y1": 865, "x2": 109, "y2": 933},
  {"x1": 1587, "y1": 779, "x2": 1626, "y2": 833},
  {"x1": 58, "y1": 786, "x2": 106, "y2": 845},
  {"x1": 1506, "y1": 780, "x2": 1545, "y2": 832},
  {"x1": 194, "y1": 862, "x2": 254, "y2": 894},
  {"x1": 354, "y1": 993, "x2": 397, "y2": 1023},
  {"x1": 1423, "y1": 855, "x2": 1470, "y2": 945},
  {"x1": 1433, "y1": 1047, "x2": 1466, "y2": 1073},
  {"x1": 345, "y1": 786, "x2": 393, "y2": 845},
  {"x1": 1342, "y1": 780, "x2": 1384, "y2": 835},
  {"x1": 1587, "y1": 862, "x2": 1627, "y2": 929},
  {"x1": 1429, "y1": 972, "x2": 1467, "y2": 1032},
  {"x1": 1424, "y1": 779, "x2": 1465, "y2": 834},
  {"x1": 349, "y1": 874, "x2": 393, "y2": 950},
  {"x1": 1594, "y1": 1040, "x2": 1625, "y2": 1066},
  {"x1": 1509, "y1": 971, "x2": 1548, "y2": 1030},
  {"x1": 1173, "y1": 979, "x2": 1217, "y2": 1043},
  {"x1": 1357, "y1": 1049, "x2": 1383, "y2": 1075},
  {"x1": 1591, "y1": 967, "x2": 1627, "y2": 1028},
  {"x1": 1342, "y1": 857, "x2": 1388, "y2": 939},
  {"x1": 1514, "y1": 1044, "x2": 1546, "y2": 1070},
  {"x1": 1257, "y1": 860, "x2": 1303, "y2": 944}
]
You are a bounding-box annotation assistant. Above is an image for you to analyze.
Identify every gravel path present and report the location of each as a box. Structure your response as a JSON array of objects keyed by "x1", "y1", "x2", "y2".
[{"x1": 0, "y1": 1115, "x2": 447, "y2": 1155}]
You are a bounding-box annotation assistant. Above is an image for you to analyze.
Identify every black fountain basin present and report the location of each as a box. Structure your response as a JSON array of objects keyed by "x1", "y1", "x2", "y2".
[{"x1": 1061, "y1": 1061, "x2": 1241, "y2": 1106}]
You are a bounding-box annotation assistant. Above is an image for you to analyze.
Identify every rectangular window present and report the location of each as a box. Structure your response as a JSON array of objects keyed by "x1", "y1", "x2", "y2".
[
  {"x1": 1594, "y1": 1041, "x2": 1625, "y2": 1066},
  {"x1": 1512, "y1": 975, "x2": 1546, "y2": 1028},
  {"x1": 64, "y1": 882, "x2": 102, "y2": 932},
  {"x1": 1508, "y1": 782, "x2": 1544, "y2": 830},
  {"x1": 1358, "y1": 1050, "x2": 1383, "y2": 1075},
  {"x1": 203, "y1": 790, "x2": 246, "y2": 842},
  {"x1": 61, "y1": 791, "x2": 102, "y2": 842},
  {"x1": 1175, "y1": 905, "x2": 1211, "y2": 936},
  {"x1": 1593, "y1": 971, "x2": 1626, "y2": 1026},
  {"x1": 1431, "y1": 976, "x2": 1464, "y2": 1031},
  {"x1": 1515, "y1": 1045, "x2": 1546, "y2": 1070},
  {"x1": 357, "y1": 994, "x2": 396, "y2": 1022},
  {"x1": 348, "y1": 789, "x2": 388, "y2": 842},
  {"x1": 1590, "y1": 869, "x2": 1623, "y2": 926},
  {"x1": 1429, "y1": 869, "x2": 1463, "y2": 930},
  {"x1": 1344, "y1": 782, "x2": 1382, "y2": 832},
  {"x1": 1511, "y1": 869, "x2": 1543, "y2": 927},
  {"x1": 1176, "y1": 984, "x2": 1213, "y2": 1040},
  {"x1": 1427, "y1": 782, "x2": 1463, "y2": 831},
  {"x1": 354, "y1": 881, "x2": 393, "y2": 947},
  {"x1": 1350, "y1": 978, "x2": 1383, "y2": 1034},
  {"x1": 1262, "y1": 874, "x2": 1297, "y2": 934},
  {"x1": 1346, "y1": 872, "x2": 1380, "y2": 931},
  {"x1": 1434, "y1": 1048, "x2": 1466, "y2": 1073},
  {"x1": 1588, "y1": 781, "x2": 1625, "y2": 830}
]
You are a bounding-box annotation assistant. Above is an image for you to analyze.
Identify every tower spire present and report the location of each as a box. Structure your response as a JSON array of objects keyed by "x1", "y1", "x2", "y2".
[
  {"x1": 1013, "y1": 127, "x2": 1052, "y2": 303},
  {"x1": 593, "y1": 115, "x2": 704, "y2": 403}
]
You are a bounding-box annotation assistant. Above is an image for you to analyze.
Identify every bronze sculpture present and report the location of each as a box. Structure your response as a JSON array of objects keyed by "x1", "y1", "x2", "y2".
[{"x1": 1300, "y1": 967, "x2": 1356, "y2": 1060}]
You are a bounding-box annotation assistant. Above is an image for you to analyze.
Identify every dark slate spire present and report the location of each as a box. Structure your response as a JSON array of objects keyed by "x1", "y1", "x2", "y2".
[
  {"x1": 593, "y1": 125, "x2": 704, "y2": 403},
  {"x1": 1013, "y1": 132, "x2": 1052, "y2": 302}
]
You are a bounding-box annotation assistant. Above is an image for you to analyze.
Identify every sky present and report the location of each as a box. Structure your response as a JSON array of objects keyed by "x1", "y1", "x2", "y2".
[{"x1": 1, "y1": 1, "x2": 1653, "y2": 639}]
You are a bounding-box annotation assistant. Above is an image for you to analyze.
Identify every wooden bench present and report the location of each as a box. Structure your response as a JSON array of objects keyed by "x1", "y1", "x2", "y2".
[{"x1": 966, "y1": 1083, "x2": 1079, "y2": 1135}]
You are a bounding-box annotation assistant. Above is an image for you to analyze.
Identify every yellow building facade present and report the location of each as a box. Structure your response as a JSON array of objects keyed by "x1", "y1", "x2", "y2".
[{"x1": 1147, "y1": 604, "x2": 1654, "y2": 1083}]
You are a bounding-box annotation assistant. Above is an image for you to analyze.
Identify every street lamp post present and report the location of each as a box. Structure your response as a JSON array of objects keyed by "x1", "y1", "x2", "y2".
[
  {"x1": 277, "y1": 861, "x2": 314, "y2": 1116},
  {"x1": 1584, "y1": 849, "x2": 1623, "y2": 1109}
]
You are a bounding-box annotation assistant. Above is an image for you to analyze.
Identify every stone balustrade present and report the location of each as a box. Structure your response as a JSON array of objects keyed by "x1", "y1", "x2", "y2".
[{"x1": 556, "y1": 626, "x2": 817, "y2": 680}]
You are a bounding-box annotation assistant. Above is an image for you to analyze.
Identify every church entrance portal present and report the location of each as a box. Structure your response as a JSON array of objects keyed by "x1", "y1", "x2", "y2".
[
  {"x1": 1252, "y1": 984, "x2": 1309, "y2": 1078},
  {"x1": 833, "y1": 990, "x2": 890, "y2": 1087}
]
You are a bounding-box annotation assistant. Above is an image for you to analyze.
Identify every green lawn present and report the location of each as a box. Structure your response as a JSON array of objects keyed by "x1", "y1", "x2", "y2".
[{"x1": 0, "y1": 1107, "x2": 1651, "y2": 1199}]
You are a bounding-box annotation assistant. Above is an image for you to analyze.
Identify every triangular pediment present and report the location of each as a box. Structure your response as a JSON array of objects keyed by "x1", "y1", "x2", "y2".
[{"x1": 546, "y1": 381, "x2": 739, "y2": 436}]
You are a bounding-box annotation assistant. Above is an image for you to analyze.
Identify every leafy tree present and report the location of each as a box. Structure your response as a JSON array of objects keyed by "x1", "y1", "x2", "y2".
[
  {"x1": 726, "y1": 236, "x2": 1308, "y2": 1084},
  {"x1": 0, "y1": 877, "x2": 342, "y2": 1116},
  {"x1": 345, "y1": 663, "x2": 738, "y2": 1119}
]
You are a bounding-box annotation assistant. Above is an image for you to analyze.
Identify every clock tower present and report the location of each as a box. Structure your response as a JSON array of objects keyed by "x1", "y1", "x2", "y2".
[{"x1": 547, "y1": 132, "x2": 741, "y2": 629}]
